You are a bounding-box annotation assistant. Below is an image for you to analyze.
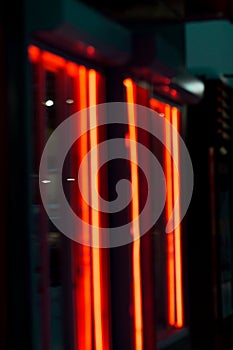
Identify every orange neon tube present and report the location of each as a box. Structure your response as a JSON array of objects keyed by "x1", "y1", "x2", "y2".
[
  {"x1": 88, "y1": 69, "x2": 104, "y2": 350},
  {"x1": 74, "y1": 65, "x2": 92, "y2": 350},
  {"x1": 41, "y1": 51, "x2": 66, "y2": 72},
  {"x1": 171, "y1": 107, "x2": 183, "y2": 327},
  {"x1": 164, "y1": 104, "x2": 176, "y2": 326},
  {"x1": 150, "y1": 98, "x2": 163, "y2": 111},
  {"x1": 124, "y1": 78, "x2": 143, "y2": 350}
]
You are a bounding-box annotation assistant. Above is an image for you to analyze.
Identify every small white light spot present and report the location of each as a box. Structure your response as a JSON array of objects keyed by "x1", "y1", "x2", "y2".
[
  {"x1": 66, "y1": 99, "x2": 74, "y2": 104},
  {"x1": 45, "y1": 100, "x2": 54, "y2": 107},
  {"x1": 67, "y1": 178, "x2": 75, "y2": 181},
  {"x1": 159, "y1": 113, "x2": 165, "y2": 117},
  {"x1": 41, "y1": 180, "x2": 51, "y2": 184},
  {"x1": 220, "y1": 146, "x2": 228, "y2": 155}
]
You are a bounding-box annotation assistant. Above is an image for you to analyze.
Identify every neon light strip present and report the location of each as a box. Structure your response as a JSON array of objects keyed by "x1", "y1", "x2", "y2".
[
  {"x1": 150, "y1": 98, "x2": 184, "y2": 328},
  {"x1": 171, "y1": 107, "x2": 183, "y2": 327},
  {"x1": 88, "y1": 69, "x2": 104, "y2": 350},
  {"x1": 150, "y1": 98, "x2": 162, "y2": 111},
  {"x1": 29, "y1": 46, "x2": 94, "y2": 348},
  {"x1": 75, "y1": 65, "x2": 92, "y2": 350},
  {"x1": 95, "y1": 72, "x2": 111, "y2": 350},
  {"x1": 124, "y1": 78, "x2": 143, "y2": 350},
  {"x1": 29, "y1": 46, "x2": 66, "y2": 72},
  {"x1": 164, "y1": 104, "x2": 176, "y2": 326},
  {"x1": 41, "y1": 51, "x2": 65, "y2": 72}
]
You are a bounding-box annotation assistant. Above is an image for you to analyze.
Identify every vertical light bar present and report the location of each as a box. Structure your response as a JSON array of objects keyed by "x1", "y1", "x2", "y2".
[
  {"x1": 79, "y1": 65, "x2": 91, "y2": 243},
  {"x1": 88, "y1": 69, "x2": 104, "y2": 350},
  {"x1": 124, "y1": 78, "x2": 143, "y2": 350},
  {"x1": 95, "y1": 72, "x2": 111, "y2": 350},
  {"x1": 74, "y1": 65, "x2": 92, "y2": 350},
  {"x1": 164, "y1": 104, "x2": 176, "y2": 326},
  {"x1": 171, "y1": 107, "x2": 183, "y2": 327},
  {"x1": 150, "y1": 98, "x2": 184, "y2": 328}
]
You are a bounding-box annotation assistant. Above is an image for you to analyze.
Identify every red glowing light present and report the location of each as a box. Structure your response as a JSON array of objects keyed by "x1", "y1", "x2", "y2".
[
  {"x1": 66, "y1": 62, "x2": 79, "y2": 77},
  {"x1": 164, "y1": 104, "x2": 176, "y2": 326},
  {"x1": 163, "y1": 86, "x2": 170, "y2": 93},
  {"x1": 87, "y1": 45, "x2": 95, "y2": 56},
  {"x1": 150, "y1": 98, "x2": 184, "y2": 329},
  {"x1": 74, "y1": 65, "x2": 93, "y2": 350},
  {"x1": 28, "y1": 45, "x2": 111, "y2": 349},
  {"x1": 124, "y1": 78, "x2": 143, "y2": 350},
  {"x1": 42, "y1": 51, "x2": 65, "y2": 72},
  {"x1": 125, "y1": 132, "x2": 130, "y2": 148},
  {"x1": 28, "y1": 45, "x2": 40, "y2": 63},
  {"x1": 164, "y1": 78, "x2": 171, "y2": 85},
  {"x1": 171, "y1": 107, "x2": 183, "y2": 327},
  {"x1": 171, "y1": 89, "x2": 178, "y2": 97}
]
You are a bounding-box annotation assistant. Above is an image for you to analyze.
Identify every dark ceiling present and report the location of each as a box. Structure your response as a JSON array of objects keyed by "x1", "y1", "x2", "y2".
[{"x1": 79, "y1": 0, "x2": 233, "y2": 24}]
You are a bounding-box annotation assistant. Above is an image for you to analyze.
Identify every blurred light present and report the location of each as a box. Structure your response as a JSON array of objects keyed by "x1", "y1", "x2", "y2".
[
  {"x1": 66, "y1": 62, "x2": 78, "y2": 77},
  {"x1": 28, "y1": 45, "x2": 40, "y2": 63},
  {"x1": 182, "y1": 80, "x2": 205, "y2": 95},
  {"x1": 67, "y1": 178, "x2": 75, "y2": 181},
  {"x1": 164, "y1": 78, "x2": 171, "y2": 84},
  {"x1": 220, "y1": 146, "x2": 228, "y2": 155},
  {"x1": 163, "y1": 86, "x2": 170, "y2": 93},
  {"x1": 66, "y1": 99, "x2": 74, "y2": 104},
  {"x1": 87, "y1": 46, "x2": 95, "y2": 56},
  {"x1": 41, "y1": 180, "x2": 51, "y2": 184},
  {"x1": 151, "y1": 99, "x2": 184, "y2": 328},
  {"x1": 150, "y1": 98, "x2": 163, "y2": 110},
  {"x1": 124, "y1": 77, "x2": 143, "y2": 350},
  {"x1": 74, "y1": 65, "x2": 92, "y2": 350},
  {"x1": 164, "y1": 104, "x2": 176, "y2": 326},
  {"x1": 125, "y1": 132, "x2": 130, "y2": 148},
  {"x1": 42, "y1": 51, "x2": 65, "y2": 71},
  {"x1": 89, "y1": 69, "x2": 104, "y2": 350},
  {"x1": 171, "y1": 89, "x2": 178, "y2": 97},
  {"x1": 172, "y1": 75, "x2": 205, "y2": 97},
  {"x1": 45, "y1": 100, "x2": 54, "y2": 107},
  {"x1": 171, "y1": 107, "x2": 183, "y2": 328}
]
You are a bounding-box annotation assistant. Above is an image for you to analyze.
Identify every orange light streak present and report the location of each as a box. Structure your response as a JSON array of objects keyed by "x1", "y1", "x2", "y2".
[
  {"x1": 164, "y1": 104, "x2": 176, "y2": 326},
  {"x1": 171, "y1": 107, "x2": 183, "y2": 328},
  {"x1": 88, "y1": 69, "x2": 104, "y2": 350},
  {"x1": 124, "y1": 78, "x2": 143, "y2": 350},
  {"x1": 73, "y1": 65, "x2": 92, "y2": 350},
  {"x1": 41, "y1": 51, "x2": 65, "y2": 72},
  {"x1": 28, "y1": 45, "x2": 110, "y2": 348},
  {"x1": 151, "y1": 100, "x2": 184, "y2": 328},
  {"x1": 150, "y1": 98, "x2": 162, "y2": 111},
  {"x1": 79, "y1": 66, "x2": 90, "y2": 238},
  {"x1": 28, "y1": 45, "x2": 66, "y2": 72}
]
